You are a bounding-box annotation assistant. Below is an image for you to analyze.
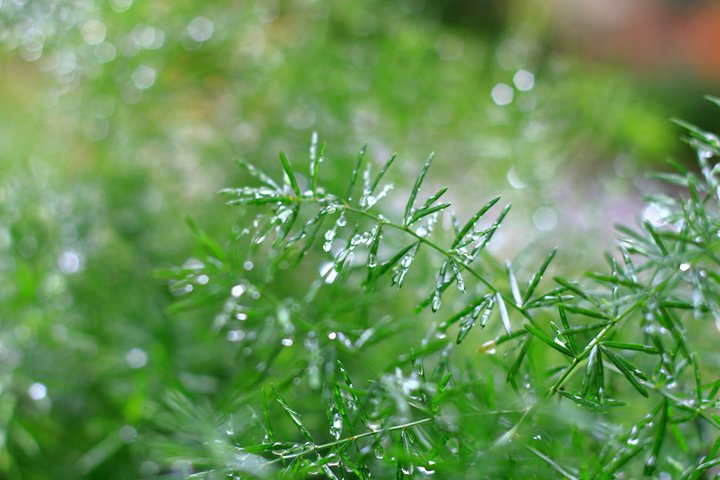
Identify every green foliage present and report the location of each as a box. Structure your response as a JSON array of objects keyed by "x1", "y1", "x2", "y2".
[
  {"x1": 0, "y1": 2, "x2": 717, "y2": 479},
  {"x1": 160, "y1": 103, "x2": 720, "y2": 478}
]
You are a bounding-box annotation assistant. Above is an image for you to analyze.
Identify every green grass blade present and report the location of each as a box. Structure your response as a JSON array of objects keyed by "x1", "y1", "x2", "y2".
[
  {"x1": 375, "y1": 242, "x2": 417, "y2": 281},
  {"x1": 563, "y1": 305, "x2": 609, "y2": 320},
  {"x1": 507, "y1": 261, "x2": 522, "y2": 305},
  {"x1": 309, "y1": 134, "x2": 326, "y2": 196},
  {"x1": 601, "y1": 341, "x2": 659, "y2": 354},
  {"x1": 237, "y1": 159, "x2": 280, "y2": 190},
  {"x1": 526, "y1": 445, "x2": 579, "y2": 480},
  {"x1": 643, "y1": 221, "x2": 668, "y2": 256},
  {"x1": 471, "y1": 203, "x2": 511, "y2": 258},
  {"x1": 431, "y1": 260, "x2": 448, "y2": 312},
  {"x1": 370, "y1": 153, "x2": 397, "y2": 195},
  {"x1": 456, "y1": 315, "x2": 476, "y2": 344},
  {"x1": 601, "y1": 347, "x2": 649, "y2": 397},
  {"x1": 580, "y1": 345, "x2": 601, "y2": 397},
  {"x1": 347, "y1": 144, "x2": 367, "y2": 201},
  {"x1": 643, "y1": 399, "x2": 667, "y2": 475},
  {"x1": 185, "y1": 215, "x2": 227, "y2": 262},
  {"x1": 273, "y1": 386, "x2": 314, "y2": 442},
  {"x1": 422, "y1": 186, "x2": 448, "y2": 210},
  {"x1": 404, "y1": 152, "x2": 435, "y2": 225},
  {"x1": 523, "y1": 247, "x2": 558, "y2": 305},
  {"x1": 523, "y1": 322, "x2": 574, "y2": 357},
  {"x1": 672, "y1": 118, "x2": 720, "y2": 149},
  {"x1": 365, "y1": 225, "x2": 383, "y2": 285},
  {"x1": 392, "y1": 242, "x2": 420, "y2": 288},
  {"x1": 450, "y1": 260, "x2": 466, "y2": 294},
  {"x1": 478, "y1": 329, "x2": 528, "y2": 353},
  {"x1": 409, "y1": 203, "x2": 451, "y2": 225},
  {"x1": 496, "y1": 293, "x2": 512, "y2": 334},
  {"x1": 558, "y1": 305, "x2": 578, "y2": 355},
  {"x1": 507, "y1": 336, "x2": 531, "y2": 384},
  {"x1": 279, "y1": 151, "x2": 301, "y2": 196},
  {"x1": 450, "y1": 195, "x2": 501, "y2": 249},
  {"x1": 706, "y1": 95, "x2": 720, "y2": 107}
]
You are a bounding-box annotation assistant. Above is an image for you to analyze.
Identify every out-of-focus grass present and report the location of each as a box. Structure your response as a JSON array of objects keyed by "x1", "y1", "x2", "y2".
[{"x1": 0, "y1": 0, "x2": 693, "y2": 477}]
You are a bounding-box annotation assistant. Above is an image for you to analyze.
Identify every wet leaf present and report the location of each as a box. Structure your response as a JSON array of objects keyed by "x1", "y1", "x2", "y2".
[
  {"x1": 450, "y1": 195, "x2": 501, "y2": 249},
  {"x1": 523, "y1": 322, "x2": 574, "y2": 357},
  {"x1": 404, "y1": 152, "x2": 434, "y2": 225},
  {"x1": 370, "y1": 153, "x2": 397, "y2": 195},
  {"x1": 279, "y1": 151, "x2": 301, "y2": 196},
  {"x1": 601, "y1": 347, "x2": 648, "y2": 397},
  {"x1": 523, "y1": 247, "x2": 558, "y2": 305}
]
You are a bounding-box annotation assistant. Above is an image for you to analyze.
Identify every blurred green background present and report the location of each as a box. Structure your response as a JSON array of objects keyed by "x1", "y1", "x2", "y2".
[{"x1": 1, "y1": 0, "x2": 718, "y2": 477}]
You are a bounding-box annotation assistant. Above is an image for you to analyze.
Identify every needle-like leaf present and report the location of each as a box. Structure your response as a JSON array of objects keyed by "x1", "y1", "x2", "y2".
[
  {"x1": 279, "y1": 151, "x2": 301, "y2": 196},
  {"x1": 404, "y1": 152, "x2": 435, "y2": 225}
]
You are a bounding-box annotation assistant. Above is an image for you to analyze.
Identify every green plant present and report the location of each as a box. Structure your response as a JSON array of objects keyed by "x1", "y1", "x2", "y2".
[{"x1": 159, "y1": 98, "x2": 720, "y2": 479}]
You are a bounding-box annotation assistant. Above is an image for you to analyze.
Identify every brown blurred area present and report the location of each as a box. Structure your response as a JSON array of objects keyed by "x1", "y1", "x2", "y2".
[
  {"x1": 547, "y1": 0, "x2": 720, "y2": 84},
  {"x1": 435, "y1": 0, "x2": 720, "y2": 85}
]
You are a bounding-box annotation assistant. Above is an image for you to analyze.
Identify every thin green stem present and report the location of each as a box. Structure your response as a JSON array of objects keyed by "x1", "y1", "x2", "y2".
[{"x1": 265, "y1": 417, "x2": 434, "y2": 464}]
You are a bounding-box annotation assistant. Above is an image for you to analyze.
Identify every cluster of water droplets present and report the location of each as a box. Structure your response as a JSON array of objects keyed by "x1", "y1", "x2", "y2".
[
  {"x1": 329, "y1": 409, "x2": 343, "y2": 440},
  {"x1": 350, "y1": 230, "x2": 375, "y2": 247},
  {"x1": 360, "y1": 183, "x2": 394, "y2": 210},
  {"x1": 322, "y1": 212, "x2": 346, "y2": 253},
  {"x1": 454, "y1": 294, "x2": 495, "y2": 344},
  {"x1": 413, "y1": 210, "x2": 441, "y2": 239},
  {"x1": 366, "y1": 225, "x2": 383, "y2": 269},
  {"x1": 391, "y1": 242, "x2": 419, "y2": 287},
  {"x1": 168, "y1": 258, "x2": 206, "y2": 296}
]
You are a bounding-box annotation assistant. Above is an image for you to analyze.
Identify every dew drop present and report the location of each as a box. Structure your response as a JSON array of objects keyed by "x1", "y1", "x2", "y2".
[
  {"x1": 81, "y1": 19, "x2": 107, "y2": 46},
  {"x1": 119, "y1": 425, "x2": 138, "y2": 443},
  {"x1": 231, "y1": 284, "x2": 246, "y2": 297},
  {"x1": 374, "y1": 445, "x2": 384, "y2": 459},
  {"x1": 513, "y1": 69, "x2": 535, "y2": 91},
  {"x1": 367, "y1": 254, "x2": 377, "y2": 268},
  {"x1": 227, "y1": 330, "x2": 245, "y2": 342},
  {"x1": 533, "y1": 206, "x2": 557, "y2": 232},
  {"x1": 330, "y1": 412, "x2": 343, "y2": 440},
  {"x1": 126, "y1": 348, "x2": 148, "y2": 369},
  {"x1": 507, "y1": 167, "x2": 527, "y2": 189},
  {"x1": 431, "y1": 291, "x2": 441, "y2": 312},
  {"x1": 642, "y1": 203, "x2": 669, "y2": 227},
  {"x1": 28, "y1": 382, "x2": 47, "y2": 401},
  {"x1": 187, "y1": 16, "x2": 214, "y2": 42},
  {"x1": 320, "y1": 262, "x2": 339, "y2": 283},
  {"x1": 417, "y1": 465, "x2": 435, "y2": 475},
  {"x1": 697, "y1": 145, "x2": 713, "y2": 160},
  {"x1": 366, "y1": 419, "x2": 382, "y2": 432},
  {"x1": 491, "y1": 83, "x2": 513, "y2": 106},
  {"x1": 58, "y1": 250, "x2": 82, "y2": 274},
  {"x1": 131, "y1": 65, "x2": 156, "y2": 90}
]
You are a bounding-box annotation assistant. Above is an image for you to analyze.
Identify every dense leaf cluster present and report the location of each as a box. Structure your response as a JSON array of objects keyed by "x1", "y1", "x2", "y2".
[{"x1": 162, "y1": 99, "x2": 720, "y2": 479}]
